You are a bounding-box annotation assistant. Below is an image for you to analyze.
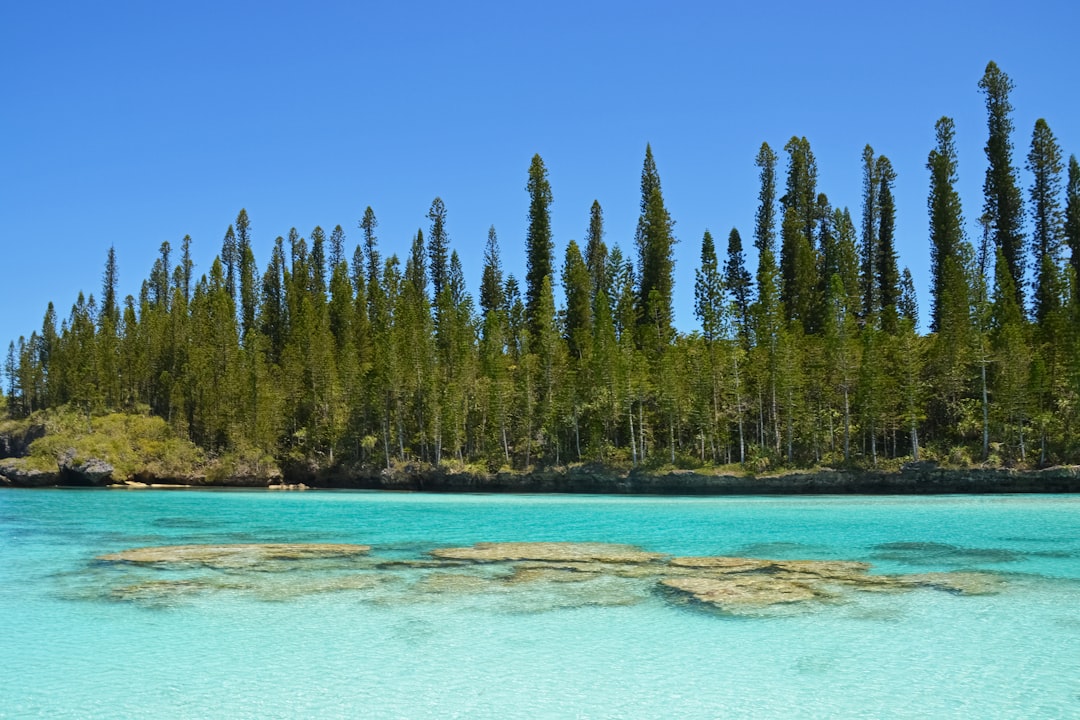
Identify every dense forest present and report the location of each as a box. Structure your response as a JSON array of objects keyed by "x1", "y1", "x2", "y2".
[{"x1": 5, "y1": 62, "x2": 1080, "y2": 475}]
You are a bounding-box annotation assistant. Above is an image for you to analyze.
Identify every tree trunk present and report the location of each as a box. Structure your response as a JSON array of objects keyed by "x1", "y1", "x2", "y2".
[
  {"x1": 870, "y1": 423, "x2": 877, "y2": 467},
  {"x1": 733, "y1": 354, "x2": 744, "y2": 464},
  {"x1": 501, "y1": 415, "x2": 510, "y2": 465},
  {"x1": 1018, "y1": 416, "x2": 1026, "y2": 462},
  {"x1": 669, "y1": 414, "x2": 675, "y2": 465},
  {"x1": 981, "y1": 358, "x2": 990, "y2": 461},
  {"x1": 843, "y1": 389, "x2": 852, "y2": 462},
  {"x1": 639, "y1": 402, "x2": 646, "y2": 461}
]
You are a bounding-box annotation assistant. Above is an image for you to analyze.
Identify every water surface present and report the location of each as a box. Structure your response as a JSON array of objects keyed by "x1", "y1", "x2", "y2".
[{"x1": 2, "y1": 489, "x2": 1078, "y2": 718}]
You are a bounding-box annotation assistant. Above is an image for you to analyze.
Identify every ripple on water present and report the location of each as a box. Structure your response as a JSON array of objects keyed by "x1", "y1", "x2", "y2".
[
  {"x1": 6, "y1": 493, "x2": 1080, "y2": 718},
  {"x1": 871, "y1": 541, "x2": 1024, "y2": 566}
]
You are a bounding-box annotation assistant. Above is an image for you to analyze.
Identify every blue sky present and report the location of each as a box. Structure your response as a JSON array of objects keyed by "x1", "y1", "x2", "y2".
[{"x1": 3, "y1": 1, "x2": 1077, "y2": 350}]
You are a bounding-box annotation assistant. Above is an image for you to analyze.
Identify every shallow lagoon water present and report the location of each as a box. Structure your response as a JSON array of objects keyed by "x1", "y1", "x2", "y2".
[{"x1": 2, "y1": 489, "x2": 1079, "y2": 718}]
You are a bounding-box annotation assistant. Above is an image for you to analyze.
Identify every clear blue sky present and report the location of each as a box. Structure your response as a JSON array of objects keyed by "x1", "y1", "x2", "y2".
[{"x1": 3, "y1": 1, "x2": 1077, "y2": 350}]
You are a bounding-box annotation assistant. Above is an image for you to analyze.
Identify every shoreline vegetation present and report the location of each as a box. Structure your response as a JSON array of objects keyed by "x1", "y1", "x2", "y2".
[
  {"x1": 4, "y1": 62, "x2": 1080, "y2": 483},
  {"x1": 1, "y1": 408, "x2": 1078, "y2": 494}
]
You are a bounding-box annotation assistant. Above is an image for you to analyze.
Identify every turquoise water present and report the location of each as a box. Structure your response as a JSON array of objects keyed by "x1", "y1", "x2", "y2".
[{"x1": 2, "y1": 489, "x2": 1079, "y2": 718}]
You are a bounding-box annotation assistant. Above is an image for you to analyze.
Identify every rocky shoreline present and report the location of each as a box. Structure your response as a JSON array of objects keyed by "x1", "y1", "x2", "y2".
[{"x1": 2, "y1": 450, "x2": 1079, "y2": 494}]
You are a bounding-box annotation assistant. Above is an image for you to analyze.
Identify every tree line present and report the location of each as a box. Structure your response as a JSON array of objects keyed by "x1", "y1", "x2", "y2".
[{"x1": 5, "y1": 61, "x2": 1080, "y2": 472}]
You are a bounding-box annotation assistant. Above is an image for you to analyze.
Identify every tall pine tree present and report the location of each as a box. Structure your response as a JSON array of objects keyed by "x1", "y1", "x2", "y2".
[
  {"x1": 524, "y1": 154, "x2": 553, "y2": 345},
  {"x1": 979, "y1": 61, "x2": 1026, "y2": 312},
  {"x1": 634, "y1": 144, "x2": 677, "y2": 348},
  {"x1": 1026, "y1": 119, "x2": 1066, "y2": 324}
]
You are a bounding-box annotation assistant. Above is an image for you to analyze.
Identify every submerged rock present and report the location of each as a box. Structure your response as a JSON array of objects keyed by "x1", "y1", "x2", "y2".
[
  {"x1": 108, "y1": 578, "x2": 251, "y2": 604},
  {"x1": 661, "y1": 575, "x2": 824, "y2": 611},
  {"x1": 430, "y1": 541, "x2": 665, "y2": 564},
  {"x1": 98, "y1": 543, "x2": 371, "y2": 568},
  {"x1": 88, "y1": 540, "x2": 1003, "y2": 615},
  {"x1": 508, "y1": 566, "x2": 604, "y2": 584},
  {"x1": 667, "y1": 556, "x2": 871, "y2": 577},
  {"x1": 659, "y1": 553, "x2": 1001, "y2": 614},
  {"x1": 890, "y1": 571, "x2": 1004, "y2": 595}
]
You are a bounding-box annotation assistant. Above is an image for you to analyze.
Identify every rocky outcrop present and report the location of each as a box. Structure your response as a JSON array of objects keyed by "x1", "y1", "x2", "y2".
[
  {"x1": 0, "y1": 423, "x2": 45, "y2": 459},
  {"x1": 279, "y1": 461, "x2": 1080, "y2": 495},
  {"x1": 58, "y1": 449, "x2": 114, "y2": 485},
  {"x1": 0, "y1": 458, "x2": 60, "y2": 487},
  {"x1": 3, "y1": 437, "x2": 1078, "y2": 492}
]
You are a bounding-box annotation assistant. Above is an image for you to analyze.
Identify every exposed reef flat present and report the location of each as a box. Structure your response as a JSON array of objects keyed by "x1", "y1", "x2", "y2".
[{"x1": 84, "y1": 541, "x2": 1003, "y2": 615}]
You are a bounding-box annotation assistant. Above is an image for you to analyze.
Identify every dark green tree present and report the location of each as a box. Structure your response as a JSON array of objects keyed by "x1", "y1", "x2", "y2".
[
  {"x1": 751, "y1": 143, "x2": 783, "y2": 455},
  {"x1": 780, "y1": 137, "x2": 819, "y2": 329},
  {"x1": 1026, "y1": 119, "x2": 1066, "y2": 324},
  {"x1": 260, "y1": 237, "x2": 288, "y2": 365},
  {"x1": 899, "y1": 268, "x2": 918, "y2": 323},
  {"x1": 876, "y1": 155, "x2": 901, "y2": 332},
  {"x1": 584, "y1": 200, "x2": 608, "y2": 297},
  {"x1": 525, "y1": 154, "x2": 554, "y2": 344},
  {"x1": 360, "y1": 207, "x2": 380, "y2": 289},
  {"x1": 309, "y1": 225, "x2": 327, "y2": 296},
  {"x1": 1067, "y1": 156, "x2": 1080, "y2": 284},
  {"x1": 634, "y1": 144, "x2": 677, "y2": 347},
  {"x1": 722, "y1": 228, "x2": 752, "y2": 346},
  {"x1": 562, "y1": 240, "x2": 592, "y2": 458},
  {"x1": 101, "y1": 245, "x2": 119, "y2": 327},
  {"x1": 833, "y1": 208, "x2": 862, "y2": 315},
  {"x1": 427, "y1": 197, "x2": 450, "y2": 304},
  {"x1": 927, "y1": 117, "x2": 966, "y2": 333},
  {"x1": 148, "y1": 241, "x2": 171, "y2": 310},
  {"x1": 179, "y1": 234, "x2": 194, "y2": 304},
  {"x1": 238, "y1": 229, "x2": 258, "y2": 345},
  {"x1": 694, "y1": 230, "x2": 724, "y2": 344},
  {"x1": 235, "y1": 210, "x2": 253, "y2": 321},
  {"x1": 979, "y1": 61, "x2": 1026, "y2": 312},
  {"x1": 479, "y1": 226, "x2": 504, "y2": 321},
  {"x1": 563, "y1": 240, "x2": 592, "y2": 361},
  {"x1": 221, "y1": 224, "x2": 237, "y2": 301},
  {"x1": 926, "y1": 116, "x2": 973, "y2": 443},
  {"x1": 860, "y1": 145, "x2": 880, "y2": 318},
  {"x1": 329, "y1": 224, "x2": 346, "y2": 269}
]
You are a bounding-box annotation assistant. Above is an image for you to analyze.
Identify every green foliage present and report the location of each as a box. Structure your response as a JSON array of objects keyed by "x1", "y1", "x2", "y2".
[
  {"x1": 6, "y1": 64, "x2": 1079, "y2": 475},
  {"x1": 635, "y1": 145, "x2": 676, "y2": 347},
  {"x1": 13, "y1": 407, "x2": 205, "y2": 479},
  {"x1": 927, "y1": 117, "x2": 966, "y2": 334},
  {"x1": 979, "y1": 61, "x2": 1027, "y2": 313},
  {"x1": 1067, "y1": 156, "x2": 1080, "y2": 283},
  {"x1": 525, "y1": 154, "x2": 554, "y2": 345}
]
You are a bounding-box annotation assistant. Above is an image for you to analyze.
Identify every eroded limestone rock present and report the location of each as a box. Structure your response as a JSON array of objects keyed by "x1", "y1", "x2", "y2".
[
  {"x1": 430, "y1": 541, "x2": 665, "y2": 564},
  {"x1": 661, "y1": 575, "x2": 824, "y2": 611},
  {"x1": 98, "y1": 543, "x2": 371, "y2": 568},
  {"x1": 659, "y1": 554, "x2": 1001, "y2": 613},
  {"x1": 88, "y1": 541, "x2": 1003, "y2": 614}
]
